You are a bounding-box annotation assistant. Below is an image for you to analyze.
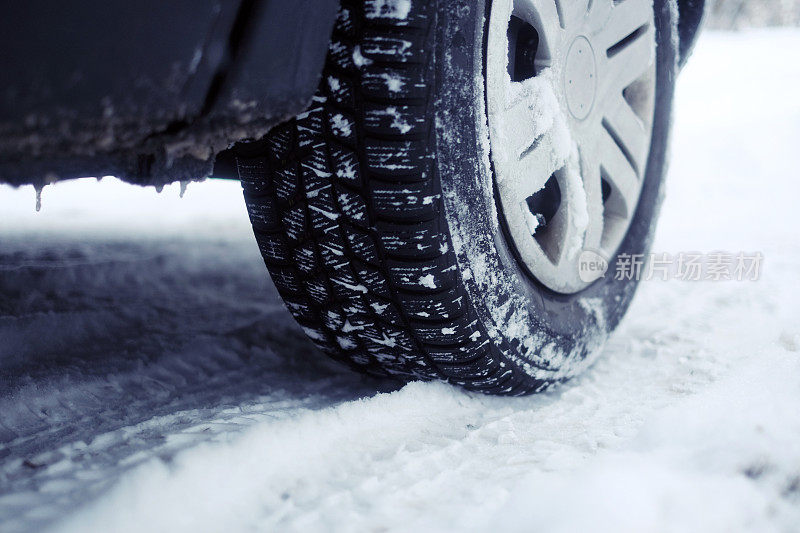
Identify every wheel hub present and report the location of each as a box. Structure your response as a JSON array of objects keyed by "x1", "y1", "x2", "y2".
[
  {"x1": 564, "y1": 36, "x2": 596, "y2": 120},
  {"x1": 486, "y1": 0, "x2": 657, "y2": 293}
]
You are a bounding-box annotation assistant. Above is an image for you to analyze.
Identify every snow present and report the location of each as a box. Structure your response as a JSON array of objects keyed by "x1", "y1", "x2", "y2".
[
  {"x1": 1, "y1": 30, "x2": 800, "y2": 533},
  {"x1": 379, "y1": 106, "x2": 413, "y2": 134},
  {"x1": 380, "y1": 72, "x2": 405, "y2": 93},
  {"x1": 364, "y1": 0, "x2": 412, "y2": 20},
  {"x1": 308, "y1": 204, "x2": 339, "y2": 220},
  {"x1": 562, "y1": 163, "x2": 589, "y2": 261},
  {"x1": 522, "y1": 203, "x2": 541, "y2": 234},
  {"x1": 418, "y1": 273, "x2": 437, "y2": 289},
  {"x1": 326, "y1": 75, "x2": 340, "y2": 92},
  {"x1": 329, "y1": 114, "x2": 353, "y2": 138},
  {"x1": 331, "y1": 279, "x2": 368, "y2": 294},
  {"x1": 351, "y1": 45, "x2": 373, "y2": 68}
]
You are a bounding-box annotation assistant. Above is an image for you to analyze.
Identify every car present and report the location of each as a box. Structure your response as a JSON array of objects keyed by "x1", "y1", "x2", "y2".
[{"x1": 0, "y1": 0, "x2": 705, "y2": 394}]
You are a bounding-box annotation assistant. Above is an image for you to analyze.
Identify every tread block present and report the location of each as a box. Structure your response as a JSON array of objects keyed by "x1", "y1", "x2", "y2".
[
  {"x1": 440, "y1": 356, "x2": 504, "y2": 381},
  {"x1": 414, "y1": 316, "x2": 480, "y2": 345},
  {"x1": 236, "y1": 156, "x2": 269, "y2": 193},
  {"x1": 284, "y1": 296, "x2": 317, "y2": 323},
  {"x1": 327, "y1": 109, "x2": 358, "y2": 144},
  {"x1": 365, "y1": 137, "x2": 429, "y2": 177},
  {"x1": 328, "y1": 38, "x2": 356, "y2": 72},
  {"x1": 363, "y1": 103, "x2": 426, "y2": 136},
  {"x1": 254, "y1": 230, "x2": 290, "y2": 264},
  {"x1": 387, "y1": 256, "x2": 457, "y2": 292},
  {"x1": 339, "y1": 294, "x2": 370, "y2": 315},
  {"x1": 303, "y1": 276, "x2": 330, "y2": 305},
  {"x1": 362, "y1": 65, "x2": 426, "y2": 100},
  {"x1": 281, "y1": 204, "x2": 307, "y2": 242},
  {"x1": 293, "y1": 244, "x2": 317, "y2": 274},
  {"x1": 427, "y1": 339, "x2": 492, "y2": 364},
  {"x1": 296, "y1": 108, "x2": 325, "y2": 148},
  {"x1": 361, "y1": 31, "x2": 425, "y2": 63},
  {"x1": 344, "y1": 227, "x2": 380, "y2": 263},
  {"x1": 334, "y1": 333, "x2": 360, "y2": 351},
  {"x1": 334, "y1": 5, "x2": 357, "y2": 37},
  {"x1": 362, "y1": 0, "x2": 428, "y2": 27},
  {"x1": 365, "y1": 295, "x2": 404, "y2": 324},
  {"x1": 339, "y1": 312, "x2": 372, "y2": 334},
  {"x1": 344, "y1": 226, "x2": 378, "y2": 263},
  {"x1": 329, "y1": 262, "x2": 367, "y2": 299},
  {"x1": 317, "y1": 229, "x2": 347, "y2": 264},
  {"x1": 245, "y1": 197, "x2": 279, "y2": 230},
  {"x1": 370, "y1": 180, "x2": 438, "y2": 220},
  {"x1": 370, "y1": 356, "x2": 411, "y2": 375},
  {"x1": 299, "y1": 323, "x2": 334, "y2": 347},
  {"x1": 300, "y1": 146, "x2": 332, "y2": 189},
  {"x1": 307, "y1": 196, "x2": 341, "y2": 234},
  {"x1": 360, "y1": 324, "x2": 416, "y2": 353},
  {"x1": 354, "y1": 261, "x2": 391, "y2": 297},
  {"x1": 304, "y1": 276, "x2": 332, "y2": 305},
  {"x1": 273, "y1": 164, "x2": 300, "y2": 202},
  {"x1": 397, "y1": 286, "x2": 466, "y2": 320},
  {"x1": 268, "y1": 124, "x2": 294, "y2": 161},
  {"x1": 270, "y1": 267, "x2": 303, "y2": 297},
  {"x1": 329, "y1": 144, "x2": 362, "y2": 187},
  {"x1": 335, "y1": 187, "x2": 369, "y2": 226},
  {"x1": 377, "y1": 218, "x2": 447, "y2": 258},
  {"x1": 326, "y1": 74, "x2": 356, "y2": 107},
  {"x1": 322, "y1": 307, "x2": 346, "y2": 331}
]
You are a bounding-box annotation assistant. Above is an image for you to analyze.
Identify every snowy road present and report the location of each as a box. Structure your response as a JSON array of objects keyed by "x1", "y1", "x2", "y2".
[{"x1": 1, "y1": 31, "x2": 800, "y2": 532}]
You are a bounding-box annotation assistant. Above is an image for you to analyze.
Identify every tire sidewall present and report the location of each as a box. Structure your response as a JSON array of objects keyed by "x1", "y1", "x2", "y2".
[{"x1": 433, "y1": 0, "x2": 678, "y2": 377}]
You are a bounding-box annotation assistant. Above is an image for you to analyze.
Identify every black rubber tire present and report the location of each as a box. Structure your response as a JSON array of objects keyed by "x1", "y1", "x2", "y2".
[{"x1": 234, "y1": 0, "x2": 679, "y2": 394}]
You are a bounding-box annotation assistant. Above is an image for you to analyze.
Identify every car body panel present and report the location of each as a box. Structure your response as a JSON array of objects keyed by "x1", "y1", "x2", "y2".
[
  {"x1": 0, "y1": 0, "x2": 702, "y2": 188},
  {"x1": 0, "y1": 0, "x2": 338, "y2": 187}
]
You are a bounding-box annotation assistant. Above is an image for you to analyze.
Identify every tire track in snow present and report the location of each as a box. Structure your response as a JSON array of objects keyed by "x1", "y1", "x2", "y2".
[{"x1": 0, "y1": 236, "x2": 393, "y2": 533}]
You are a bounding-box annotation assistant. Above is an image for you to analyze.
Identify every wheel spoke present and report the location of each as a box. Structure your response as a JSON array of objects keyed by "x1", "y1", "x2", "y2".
[
  {"x1": 561, "y1": 0, "x2": 592, "y2": 28},
  {"x1": 498, "y1": 130, "x2": 566, "y2": 203},
  {"x1": 596, "y1": 0, "x2": 653, "y2": 52},
  {"x1": 545, "y1": 201, "x2": 570, "y2": 266},
  {"x1": 597, "y1": 125, "x2": 640, "y2": 216},
  {"x1": 493, "y1": 74, "x2": 572, "y2": 201},
  {"x1": 600, "y1": 22, "x2": 655, "y2": 95},
  {"x1": 580, "y1": 154, "x2": 604, "y2": 251},
  {"x1": 600, "y1": 93, "x2": 649, "y2": 177},
  {"x1": 550, "y1": 163, "x2": 589, "y2": 267},
  {"x1": 500, "y1": 82, "x2": 552, "y2": 158}
]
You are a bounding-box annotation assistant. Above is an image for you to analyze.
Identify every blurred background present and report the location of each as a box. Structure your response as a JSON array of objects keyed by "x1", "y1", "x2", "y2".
[{"x1": 709, "y1": 0, "x2": 800, "y2": 29}]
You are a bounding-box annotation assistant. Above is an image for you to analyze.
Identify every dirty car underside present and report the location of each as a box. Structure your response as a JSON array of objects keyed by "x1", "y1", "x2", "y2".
[{"x1": 0, "y1": 0, "x2": 703, "y2": 189}]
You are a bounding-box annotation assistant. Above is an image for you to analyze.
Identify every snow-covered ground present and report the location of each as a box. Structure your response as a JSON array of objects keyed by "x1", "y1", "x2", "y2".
[{"x1": 1, "y1": 30, "x2": 799, "y2": 532}]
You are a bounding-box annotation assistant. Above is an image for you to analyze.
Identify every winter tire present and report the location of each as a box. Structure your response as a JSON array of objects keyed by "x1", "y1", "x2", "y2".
[{"x1": 235, "y1": 0, "x2": 678, "y2": 394}]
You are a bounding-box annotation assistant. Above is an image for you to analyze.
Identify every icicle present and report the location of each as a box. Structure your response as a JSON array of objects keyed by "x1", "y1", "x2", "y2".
[
  {"x1": 155, "y1": 184, "x2": 164, "y2": 194},
  {"x1": 34, "y1": 184, "x2": 43, "y2": 212},
  {"x1": 179, "y1": 180, "x2": 189, "y2": 198}
]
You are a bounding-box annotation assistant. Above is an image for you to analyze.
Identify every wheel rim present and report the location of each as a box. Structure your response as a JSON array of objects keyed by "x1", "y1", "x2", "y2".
[{"x1": 486, "y1": 0, "x2": 657, "y2": 294}]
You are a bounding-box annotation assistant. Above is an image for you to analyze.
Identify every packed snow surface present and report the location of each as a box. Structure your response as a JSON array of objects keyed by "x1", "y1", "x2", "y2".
[{"x1": 1, "y1": 31, "x2": 800, "y2": 532}]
